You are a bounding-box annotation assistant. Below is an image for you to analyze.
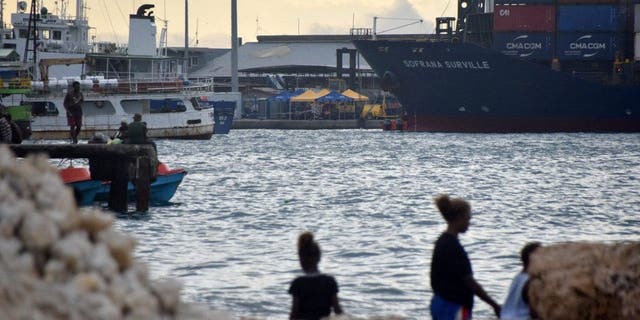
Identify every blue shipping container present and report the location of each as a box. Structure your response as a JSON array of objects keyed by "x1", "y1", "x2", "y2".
[
  {"x1": 556, "y1": 32, "x2": 620, "y2": 60},
  {"x1": 557, "y1": 5, "x2": 623, "y2": 31},
  {"x1": 493, "y1": 32, "x2": 554, "y2": 60}
]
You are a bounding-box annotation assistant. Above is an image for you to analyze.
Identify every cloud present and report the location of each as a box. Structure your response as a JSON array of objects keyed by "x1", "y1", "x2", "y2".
[
  {"x1": 297, "y1": 0, "x2": 435, "y2": 37},
  {"x1": 168, "y1": 32, "x2": 230, "y2": 49}
]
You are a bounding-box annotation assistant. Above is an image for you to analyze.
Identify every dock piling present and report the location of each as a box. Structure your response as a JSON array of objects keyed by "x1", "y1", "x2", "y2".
[{"x1": 9, "y1": 144, "x2": 157, "y2": 213}]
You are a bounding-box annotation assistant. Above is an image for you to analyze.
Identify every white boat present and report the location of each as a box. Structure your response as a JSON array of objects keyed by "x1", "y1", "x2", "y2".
[
  {"x1": 4, "y1": 82, "x2": 218, "y2": 140},
  {"x1": 1, "y1": 1, "x2": 237, "y2": 140},
  {"x1": 3, "y1": 0, "x2": 91, "y2": 80}
]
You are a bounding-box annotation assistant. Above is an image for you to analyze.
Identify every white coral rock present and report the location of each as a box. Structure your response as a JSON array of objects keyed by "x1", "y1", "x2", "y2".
[
  {"x1": 88, "y1": 243, "x2": 118, "y2": 280},
  {"x1": 151, "y1": 278, "x2": 183, "y2": 313},
  {"x1": 19, "y1": 212, "x2": 60, "y2": 251},
  {"x1": 51, "y1": 231, "x2": 93, "y2": 272}
]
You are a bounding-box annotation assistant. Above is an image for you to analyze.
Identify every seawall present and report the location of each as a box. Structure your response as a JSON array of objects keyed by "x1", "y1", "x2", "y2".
[{"x1": 232, "y1": 119, "x2": 384, "y2": 130}]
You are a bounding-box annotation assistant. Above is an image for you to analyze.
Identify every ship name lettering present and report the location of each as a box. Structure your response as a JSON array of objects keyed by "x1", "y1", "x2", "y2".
[
  {"x1": 506, "y1": 42, "x2": 542, "y2": 50},
  {"x1": 403, "y1": 60, "x2": 489, "y2": 70},
  {"x1": 570, "y1": 42, "x2": 605, "y2": 50},
  {"x1": 403, "y1": 60, "x2": 444, "y2": 69},
  {"x1": 444, "y1": 61, "x2": 490, "y2": 70}
]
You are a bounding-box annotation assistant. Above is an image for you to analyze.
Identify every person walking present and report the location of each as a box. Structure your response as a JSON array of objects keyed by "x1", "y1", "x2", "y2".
[
  {"x1": 430, "y1": 194, "x2": 501, "y2": 320},
  {"x1": 501, "y1": 242, "x2": 542, "y2": 320},
  {"x1": 289, "y1": 232, "x2": 343, "y2": 320},
  {"x1": 63, "y1": 81, "x2": 84, "y2": 144}
]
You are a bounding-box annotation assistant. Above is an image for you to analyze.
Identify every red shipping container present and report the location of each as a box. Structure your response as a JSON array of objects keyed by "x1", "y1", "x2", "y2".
[
  {"x1": 494, "y1": 5, "x2": 556, "y2": 32},
  {"x1": 558, "y1": 0, "x2": 619, "y2": 4}
]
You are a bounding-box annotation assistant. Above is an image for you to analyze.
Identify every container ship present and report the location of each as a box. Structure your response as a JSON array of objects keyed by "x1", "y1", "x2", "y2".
[{"x1": 353, "y1": 0, "x2": 640, "y2": 132}]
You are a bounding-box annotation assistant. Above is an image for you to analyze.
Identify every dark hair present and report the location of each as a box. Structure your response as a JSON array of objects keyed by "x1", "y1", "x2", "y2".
[
  {"x1": 298, "y1": 231, "x2": 321, "y2": 269},
  {"x1": 72, "y1": 81, "x2": 80, "y2": 86},
  {"x1": 434, "y1": 194, "x2": 470, "y2": 223},
  {"x1": 521, "y1": 242, "x2": 542, "y2": 270}
]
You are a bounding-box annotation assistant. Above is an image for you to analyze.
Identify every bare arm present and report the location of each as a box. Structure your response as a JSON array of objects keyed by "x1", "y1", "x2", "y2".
[
  {"x1": 463, "y1": 275, "x2": 501, "y2": 317},
  {"x1": 331, "y1": 294, "x2": 343, "y2": 315}
]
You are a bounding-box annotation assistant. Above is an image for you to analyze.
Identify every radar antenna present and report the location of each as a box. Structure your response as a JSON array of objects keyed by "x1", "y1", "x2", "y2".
[
  {"x1": 372, "y1": 16, "x2": 423, "y2": 40},
  {"x1": 24, "y1": 0, "x2": 38, "y2": 68}
]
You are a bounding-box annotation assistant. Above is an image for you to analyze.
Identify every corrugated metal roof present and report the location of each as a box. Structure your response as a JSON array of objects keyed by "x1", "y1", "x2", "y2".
[{"x1": 189, "y1": 41, "x2": 372, "y2": 78}]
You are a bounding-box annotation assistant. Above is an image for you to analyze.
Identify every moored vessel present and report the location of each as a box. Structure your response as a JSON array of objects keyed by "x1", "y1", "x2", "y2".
[
  {"x1": 0, "y1": 2, "x2": 238, "y2": 140},
  {"x1": 353, "y1": 0, "x2": 640, "y2": 132}
]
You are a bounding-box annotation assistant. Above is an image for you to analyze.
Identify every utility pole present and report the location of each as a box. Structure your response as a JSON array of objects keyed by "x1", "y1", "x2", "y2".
[
  {"x1": 184, "y1": 0, "x2": 189, "y2": 74},
  {"x1": 231, "y1": 0, "x2": 238, "y2": 92}
]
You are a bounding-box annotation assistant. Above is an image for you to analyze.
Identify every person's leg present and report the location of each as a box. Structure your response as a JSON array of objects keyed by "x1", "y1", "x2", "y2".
[{"x1": 73, "y1": 116, "x2": 82, "y2": 143}]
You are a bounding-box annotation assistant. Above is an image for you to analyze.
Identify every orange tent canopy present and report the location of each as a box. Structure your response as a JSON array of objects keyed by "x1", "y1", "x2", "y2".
[
  {"x1": 289, "y1": 89, "x2": 331, "y2": 102},
  {"x1": 341, "y1": 89, "x2": 369, "y2": 102}
]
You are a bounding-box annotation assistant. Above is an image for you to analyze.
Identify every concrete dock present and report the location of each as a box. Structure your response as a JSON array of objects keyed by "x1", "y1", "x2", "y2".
[
  {"x1": 9, "y1": 144, "x2": 157, "y2": 213},
  {"x1": 232, "y1": 119, "x2": 384, "y2": 130}
]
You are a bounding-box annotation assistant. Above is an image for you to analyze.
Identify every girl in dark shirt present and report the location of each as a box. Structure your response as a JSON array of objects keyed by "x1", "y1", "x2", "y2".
[
  {"x1": 289, "y1": 232, "x2": 343, "y2": 320},
  {"x1": 430, "y1": 194, "x2": 501, "y2": 320}
]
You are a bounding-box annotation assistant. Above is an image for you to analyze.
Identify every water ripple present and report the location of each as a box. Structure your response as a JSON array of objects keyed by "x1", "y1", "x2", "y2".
[{"x1": 113, "y1": 130, "x2": 640, "y2": 319}]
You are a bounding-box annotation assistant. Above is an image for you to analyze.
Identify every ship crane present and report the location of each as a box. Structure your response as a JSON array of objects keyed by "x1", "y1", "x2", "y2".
[{"x1": 372, "y1": 16, "x2": 423, "y2": 40}]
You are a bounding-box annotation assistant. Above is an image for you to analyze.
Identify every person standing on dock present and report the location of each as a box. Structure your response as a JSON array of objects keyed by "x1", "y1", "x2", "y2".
[
  {"x1": 126, "y1": 113, "x2": 148, "y2": 144},
  {"x1": 126, "y1": 113, "x2": 156, "y2": 152},
  {"x1": 289, "y1": 232, "x2": 343, "y2": 320},
  {"x1": 430, "y1": 194, "x2": 501, "y2": 320},
  {"x1": 63, "y1": 81, "x2": 84, "y2": 144}
]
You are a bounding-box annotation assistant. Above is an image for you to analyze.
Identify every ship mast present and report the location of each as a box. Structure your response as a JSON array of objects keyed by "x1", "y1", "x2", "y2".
[
  {"x1": 0, "y1": 0, "x2": 4, "y2": 47},
  {"x1": 75, "y1": 0, "x2": 83, "y2": 20},
  {"x1": 231, "y1": 0, "x2": 238, "y2": 92}
]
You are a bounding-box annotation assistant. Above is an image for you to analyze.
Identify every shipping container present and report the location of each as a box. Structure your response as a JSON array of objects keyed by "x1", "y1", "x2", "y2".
[
  {"x1": 556, "y1": 32, "x2": 620, "y2": 60},
  {"x1": 557, "y1": 5, "x2": 624, "y2": 31},
  {"x1": 493, "y1": 32, "x2": 554, "y2": 60},
  {"x1": 558, "y1": 0, "x2": 621, "y2": 4},
  {"x1": 494, "y1": 5, "x2": 555, "y2": 32}
]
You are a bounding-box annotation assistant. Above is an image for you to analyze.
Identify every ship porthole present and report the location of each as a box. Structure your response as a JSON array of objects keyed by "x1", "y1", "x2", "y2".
[
  {"x1": 458, "y1": 107, "x2": 466, "y2": 112},
  {"x1": 481, "y1": 106, "x2": 490, "y2": 112}
]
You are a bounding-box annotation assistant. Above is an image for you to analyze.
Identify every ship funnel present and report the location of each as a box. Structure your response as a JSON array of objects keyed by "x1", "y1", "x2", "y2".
[{"x1": 128, "y1": 4, "x2": 157, "y2": 56}]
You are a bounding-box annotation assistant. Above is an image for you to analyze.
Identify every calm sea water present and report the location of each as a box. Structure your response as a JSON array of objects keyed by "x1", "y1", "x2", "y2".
[{"x1": 111, "y1": 130, "x2": 640, "y2": 319}]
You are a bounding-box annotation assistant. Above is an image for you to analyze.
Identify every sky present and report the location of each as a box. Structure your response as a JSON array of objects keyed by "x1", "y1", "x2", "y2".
[{"x1": 8, "y1": 0, "x2": 458, "y2": 48}]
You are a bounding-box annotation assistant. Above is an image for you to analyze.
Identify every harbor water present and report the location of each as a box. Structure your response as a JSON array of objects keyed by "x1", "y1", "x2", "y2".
[{"x1": 112, "y1": 130, "x2": 640, "y2": 319}]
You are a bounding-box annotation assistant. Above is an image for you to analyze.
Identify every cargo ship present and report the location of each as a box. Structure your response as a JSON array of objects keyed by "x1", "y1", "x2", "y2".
[{"x1": 353, "y1": 0, "x2": 640, "y2": 132}]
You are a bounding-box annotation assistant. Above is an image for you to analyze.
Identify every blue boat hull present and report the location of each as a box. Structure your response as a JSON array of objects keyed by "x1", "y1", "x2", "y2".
[
  {"x1": 94, "y1": 171, "x2": 187, "y2": 204},
  {"x1": 353, "y1": 40, "x2": 640, "y2": 132},
  {"x1": 213, "y1": 101, "x2": 236, "y2": 134},
  {"x1": 70, "y1": 171, "x2": 187, "y2": 206},
  {"x1": 70, "y1": 180, "x2": 104, "y2": 206}
]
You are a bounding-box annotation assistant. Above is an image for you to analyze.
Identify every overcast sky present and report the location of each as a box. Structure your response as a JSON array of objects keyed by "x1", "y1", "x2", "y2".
[{"x1": 12, "y1": 0, "x2": 458, "y2": 48}]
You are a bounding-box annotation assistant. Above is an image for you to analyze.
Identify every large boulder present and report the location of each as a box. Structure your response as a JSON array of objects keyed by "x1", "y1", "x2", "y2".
[{"x1": 528, "y1": 242, "x2": 640, "y2": 320}]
